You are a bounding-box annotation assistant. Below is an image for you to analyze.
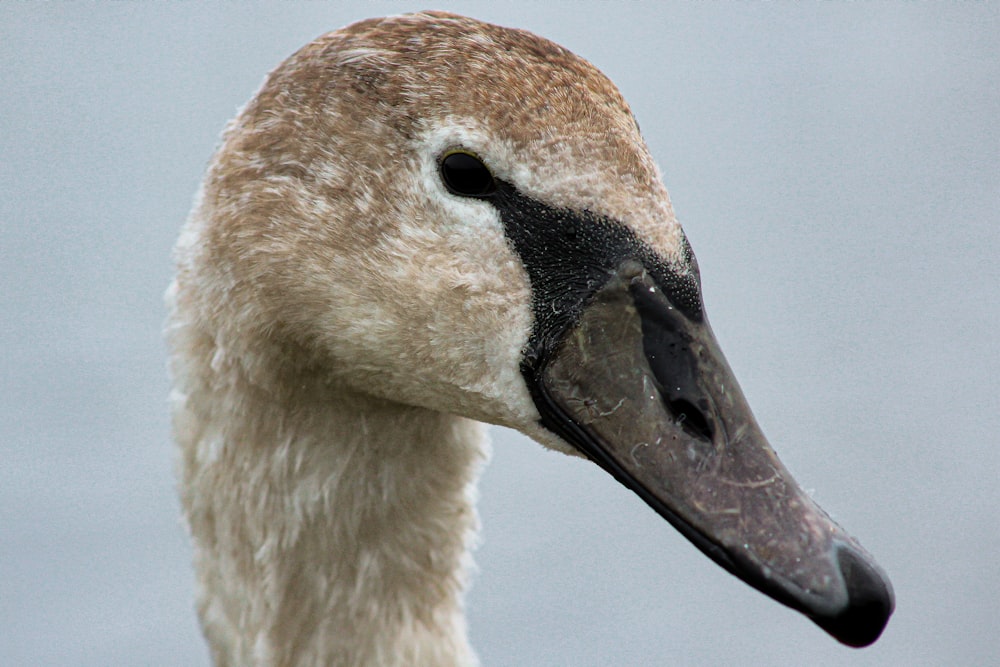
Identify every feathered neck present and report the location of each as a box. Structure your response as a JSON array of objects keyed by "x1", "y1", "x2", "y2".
[{"x1": 170, "y1": 313, "x2": 488, "y2": 666}]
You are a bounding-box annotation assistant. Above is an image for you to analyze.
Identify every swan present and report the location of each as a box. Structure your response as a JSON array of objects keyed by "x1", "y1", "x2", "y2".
[{"x1": 167, "y1": 12, "x2": 893, "y2": 666}]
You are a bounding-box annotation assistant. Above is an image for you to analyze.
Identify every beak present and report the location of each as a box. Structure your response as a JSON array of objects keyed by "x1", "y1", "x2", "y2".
[{"x1": 531, "y1": 259, "x2": 894, "y2": 647}]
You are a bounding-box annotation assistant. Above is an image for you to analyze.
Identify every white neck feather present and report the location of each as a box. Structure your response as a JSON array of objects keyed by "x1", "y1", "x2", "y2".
[{"x1": 172, "y1": 324, "x2": 488, "y2": 666}]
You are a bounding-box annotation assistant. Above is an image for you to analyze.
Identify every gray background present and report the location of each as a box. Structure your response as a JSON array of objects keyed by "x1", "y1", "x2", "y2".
[{"x1": 2, "y1": 2, "x2": 997, "y2": 665}]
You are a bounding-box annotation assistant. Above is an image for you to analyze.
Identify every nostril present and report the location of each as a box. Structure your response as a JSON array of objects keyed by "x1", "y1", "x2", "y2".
[
  {"x1": 668, "y1": 398, "x2": 713, "y2": 441},
  {"x1": 813, "y1": 545, "x2": 895, "y2": 647}
]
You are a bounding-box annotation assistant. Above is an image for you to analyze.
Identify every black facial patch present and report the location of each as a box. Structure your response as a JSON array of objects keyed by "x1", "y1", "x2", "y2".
[{"x1": 488, "y1": 180, "x2": 703, "y2": 380}]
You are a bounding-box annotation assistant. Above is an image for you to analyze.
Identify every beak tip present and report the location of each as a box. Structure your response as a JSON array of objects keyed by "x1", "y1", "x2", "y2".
[{"x1": 812, "y1": 543, "x2": 895, "y2": 648}]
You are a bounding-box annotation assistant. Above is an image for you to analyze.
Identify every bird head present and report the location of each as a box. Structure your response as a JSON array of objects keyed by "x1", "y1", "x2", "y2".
[{"x1": 176, "y1": 12, "x2": 893, "y2": 647}]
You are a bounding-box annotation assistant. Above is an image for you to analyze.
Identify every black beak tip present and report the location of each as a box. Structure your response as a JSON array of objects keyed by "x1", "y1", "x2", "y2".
[{"x1": 811, "y1": 544, "x2": 895, "y2": 648}]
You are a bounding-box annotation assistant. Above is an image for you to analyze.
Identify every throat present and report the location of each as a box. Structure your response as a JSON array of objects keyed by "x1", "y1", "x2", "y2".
[{"x1": 174, "y1": 359, "x2": 489, "y2": 666}]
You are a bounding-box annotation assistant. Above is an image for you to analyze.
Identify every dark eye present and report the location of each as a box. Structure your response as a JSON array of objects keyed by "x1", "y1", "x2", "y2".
[{"x1": 439, "y1": 150, "x2": 496, "y2": 197}]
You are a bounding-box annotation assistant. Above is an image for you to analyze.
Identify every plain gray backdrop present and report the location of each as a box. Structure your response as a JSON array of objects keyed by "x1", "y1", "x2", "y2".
[{"x1": 2, "y1": 2, "x2": 997, "y2": 665}]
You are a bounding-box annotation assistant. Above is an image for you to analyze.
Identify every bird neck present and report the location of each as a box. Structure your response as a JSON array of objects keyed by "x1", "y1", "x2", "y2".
[{"x1": 173, "y1": 334, "x2": 488, "y2": 666}]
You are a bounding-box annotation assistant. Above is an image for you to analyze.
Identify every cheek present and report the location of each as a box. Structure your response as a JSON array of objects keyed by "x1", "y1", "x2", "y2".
[
  {"x1": 399, "y1": 227, "x2": 537, "y2": 424},
  {"x1": 319, "y1": 206, "x2": 539, "y2": 427}
]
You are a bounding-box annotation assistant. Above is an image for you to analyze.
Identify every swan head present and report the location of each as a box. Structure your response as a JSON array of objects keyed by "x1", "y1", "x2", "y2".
[{"x1": 176, "y1": 11, "x2": 893, "y2": 647}]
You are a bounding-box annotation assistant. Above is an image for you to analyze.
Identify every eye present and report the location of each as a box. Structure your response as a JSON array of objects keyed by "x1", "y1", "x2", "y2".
[{"x1": 439, "y1": 150, "x2": 496, "y2": 197}]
